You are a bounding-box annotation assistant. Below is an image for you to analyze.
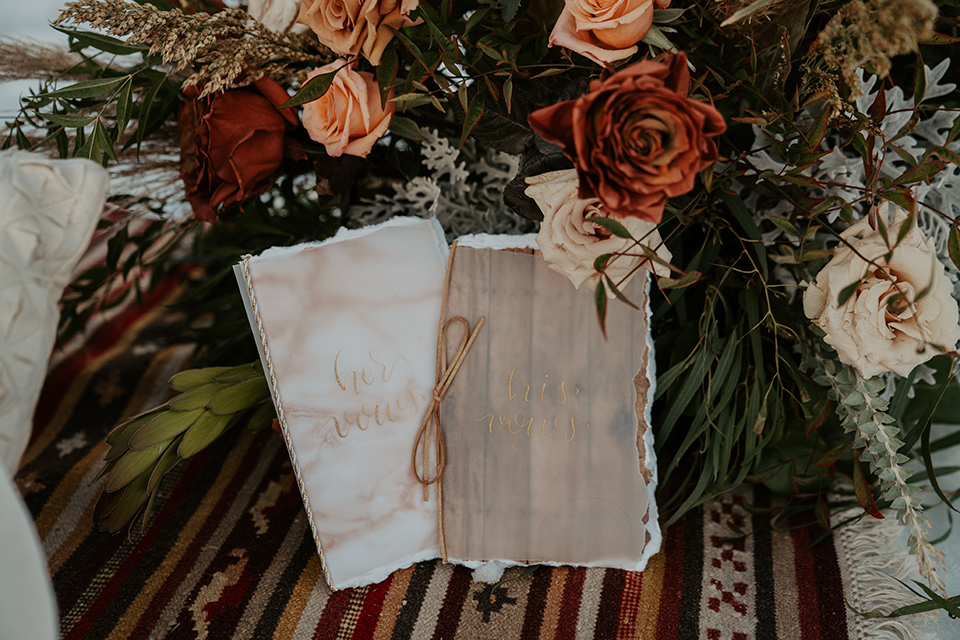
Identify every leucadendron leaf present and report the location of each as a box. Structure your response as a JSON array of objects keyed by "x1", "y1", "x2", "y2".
[
  {"x1": 168, "y1": 366, "x2": 231, "y2": 391},
  {"x1": 105, "y1": 444, "x2": 166, "y2": 493},
  {"x1": 129, "y1": 408, "x2": 204, "y2": 450},
  {"x1": 177, "y1": 412, "x2": 235, "y2": 459},
  {"x1": 207, "y1": 377, "x2": 270, "y2": 414}
]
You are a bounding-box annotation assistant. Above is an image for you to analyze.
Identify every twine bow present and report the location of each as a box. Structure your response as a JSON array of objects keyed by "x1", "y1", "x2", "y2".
[{"x1": 412, "y1": 315, "x2": 485, "y2": 498}]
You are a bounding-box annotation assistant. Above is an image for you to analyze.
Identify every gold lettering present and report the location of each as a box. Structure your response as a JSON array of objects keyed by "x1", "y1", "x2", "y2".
[
  {"x1": 542, "y1": 417, "x2": 560, "y2": 438},
  {"x1": 334, "y1": 348, "x2": 360, "y2": 394},
  {"x1": 505, "y1": 414, "x2": 520, "y2": 434},
  {"x1": 508, "y1": 364, "x2": 526, "y2": 402},
  {"x1": 480, "y1": 413, "x2": 498, "y2": 434},
  {"x1": 514, "y1": 411, "x2": 534, "y2": 436},
  {"x1": 369, "y1": 349, "x2": 404, "y2": 382},
  {"x1": 540, "y1": 375, "x2": 554, "y2": 403},
  {"x1": 558, "y1": 380, "x2": 568, "y2": 405},
  {"x1": 567, "y1": 416, "x2": 591, "y2": 441},
  {"x1": 361, "y1": 366, "x2": 376, "y2": 386}
]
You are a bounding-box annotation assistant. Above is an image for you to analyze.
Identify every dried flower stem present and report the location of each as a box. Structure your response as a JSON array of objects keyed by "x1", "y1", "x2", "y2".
[{"x1": 54, "y1": 0, "x2": 333, "y2": 95}]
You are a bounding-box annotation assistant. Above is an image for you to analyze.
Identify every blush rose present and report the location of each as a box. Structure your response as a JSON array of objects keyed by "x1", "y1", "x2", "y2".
[
  {"x1": 803, "y1": 204, "x2": 960, "y2": 379},
  {"x1": 550, "y1": 0, "x2": 671, "y2": 65},
  {"x1": 298, "y1": 0, "x2": 419, "y2": 66},
  {"x1": 301, "y1": 60, "x2": 395, "y2": 158},
  {"x1": 526, "y1": 168, "x2": 672, "y2": 294},
  {"x1": 178, "y1": 76, "x2": 298, "y2": 222},
  {"x1": 528, "y1": 52, "x2": 725, "y2": 224}
]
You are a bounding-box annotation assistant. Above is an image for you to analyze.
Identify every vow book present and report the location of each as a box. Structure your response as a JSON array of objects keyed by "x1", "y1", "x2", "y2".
[{"x1": 235, "y1": 219, "x2": 660, "y2": 590}]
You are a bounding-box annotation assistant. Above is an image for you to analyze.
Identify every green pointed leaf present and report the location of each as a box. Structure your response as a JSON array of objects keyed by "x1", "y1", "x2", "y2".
[
  {"x1": 147, "y1": 438, "x2": 182, "y2": 494},
  {"x1": 178, "y1": 412, "x2": 235, "y2": 458},
  {"x1": 105, "y1": 444, "x2": 164, "y2": 492},
  {"x1": 247, "y1": 402, "x2": 276, "y2": 433},
  {"x1": 766, "y1": 215, "x2": 803, "y2": 237},
  {"x1": 211, "y1": 364, "x2": 261, "y2": 384},
  {"x1": 595, "y1": 279, "x2": 608, "y2": 339},
  {"x1": 948, "y1": 223, "x2": 960, "y2": 272},
  {"x1": 169, "y1": 367, "x2": 232, "y2": 391},
  {"x1": 658, "y1": 271, "x2": 702, "y2": 289},
  {"x1": 207, "y1": 377, "x2": 270, "y2": 415},
  {"x1": 641, "y1": 23, "x2": 675, "y2": 50},
  {"x1": 53, "y1": 26, "x2": 148, "y2": 55},
  {"x1": 852, "y1": 457, "x2": 883, "y2": 519},
  {"x1": 106, "y1": 410, "x2": 162, "y2": 447},
  {"x1": 129, "y1": 408, "x2": 204, "y2": 449},
  {"x1": 38, "y1": 76, "x2": 129, "y2": 100},
  {"x1": 168, "y1": 383, "x2": 222, "y2": 411},
  {"x1": 93, "y1": 484, "x2": 124, "y2": 521},
  {"x1": 377, "y1": 48, "x2": 399, "y2": 108},
  {"x1": 815, "y1": 442, "x2": 848, "y2": 467},
  {"x1": 135, "y1": 77, "x2": 166, "y2": 155},
  {"x1": 720, "y1": 0, "x2": 777, "y2": 26},
  {"x1": 914, "y1": 51, "x2": 926, "y2": 105},
  {"x1": 116, "y1": 79, "x2": 133, "y2": 134},
  {"x1": 102, "y1": 469, "x2": 150, "y2": 532},
  {"x1": 281, "y1": 67, "x2": 340, "y2": 109},
  {"x1": 837, "y1": 280, "x2": 861, "y2": 307},
  {"x1": 389, "y1": 116, "x2": 424, "y2": 141},
  {"x1": 585, "y1": 216, "x2": 634, "y2": 239},
  {"x1": 459, "y1": 92, "x2": 485, "y2": 148},
  {"x1": 41, "y1": 112, "x2": 98, "y2": 127},
  {"x1": 806, "y1": 106, "x2": 830, "y2": 149}
]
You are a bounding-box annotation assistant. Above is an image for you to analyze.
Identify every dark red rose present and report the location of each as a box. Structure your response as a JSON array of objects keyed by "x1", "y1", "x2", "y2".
[
  {"x1": 178, "y1": 76, "x2": 298, "y2": 222},
  {"x1": 528, "y1": 52, "x2": 725, "y2": 223}
]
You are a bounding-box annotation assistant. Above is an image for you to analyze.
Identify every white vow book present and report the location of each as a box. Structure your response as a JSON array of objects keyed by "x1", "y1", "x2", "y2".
[{"x1": 234, "y1": 217, "x2": 446, "y2": 590}]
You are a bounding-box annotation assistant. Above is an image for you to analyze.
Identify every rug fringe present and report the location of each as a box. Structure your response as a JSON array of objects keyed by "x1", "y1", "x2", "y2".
[{"x1": 832, "y1": 504, "x2": 938, "y2": 640}]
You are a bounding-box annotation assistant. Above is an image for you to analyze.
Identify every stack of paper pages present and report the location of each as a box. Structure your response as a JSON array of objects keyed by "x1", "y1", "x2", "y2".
[{"x1": 235, "y1": 217, "x2": 660, "y2": 590}]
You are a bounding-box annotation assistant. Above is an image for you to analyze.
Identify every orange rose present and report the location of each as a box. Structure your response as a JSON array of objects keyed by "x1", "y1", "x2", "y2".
[
  {"x1": 178, "y1": 76, "x2": 298, "y2": 222},
  {"x1": 301, "y1": 60, "x2": 395, "y2": 158},
  {"x1": 528, "y1": 53, "x2": 725, "y2": 223},
  {"x1": 550, "y1": 0, "x2": 671, "y2": 65},
  {"x1": 298, "y1": 0, "x2": 419, "y2": 66}
]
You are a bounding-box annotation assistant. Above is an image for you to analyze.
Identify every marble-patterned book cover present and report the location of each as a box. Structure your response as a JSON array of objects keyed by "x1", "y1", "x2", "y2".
[
  {"x1": 234, "y1": 217, "x2": 447, "y2": 590},
  {"x1": 439, "y1": 235, "x2": 661, "y2": 572}
]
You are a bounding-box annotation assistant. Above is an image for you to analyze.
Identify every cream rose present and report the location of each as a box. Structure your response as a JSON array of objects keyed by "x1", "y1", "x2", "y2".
[
  {"x1": 301, "y1": 60, "x2": 394, "y2": 158},
  {"x1": 549, "y1": 0, "x2": 670, "y2": 65},
  {"x1": 248, "y1": 0, "x2": 308, "y2": 33},
  {"x1": 803, "y1": 204, "x2": 960, "y2": 379},
  {"x1": 298, "y1": 0, "x2": 419, "y2": 66},
  {"x1": 526, "y1": 169, "x2": 672, "y2": 295}
]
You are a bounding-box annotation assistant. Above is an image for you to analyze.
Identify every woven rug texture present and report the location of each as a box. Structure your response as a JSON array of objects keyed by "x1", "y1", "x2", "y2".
[{"x1": 14, "y1": 288, "x2": 854, "y2": 639}]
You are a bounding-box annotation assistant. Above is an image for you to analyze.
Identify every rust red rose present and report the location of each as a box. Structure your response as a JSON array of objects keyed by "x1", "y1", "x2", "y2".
[
  {"x1": 528, "y1": 52, "x2": 725, "y2": 223},
  {"x1": 178, "y1": 76, "x2": 298, "y2": 222}
]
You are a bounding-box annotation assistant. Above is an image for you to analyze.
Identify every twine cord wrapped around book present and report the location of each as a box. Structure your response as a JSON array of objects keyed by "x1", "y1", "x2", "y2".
[{"x1": 412, "y1": 242, "x2": 485, "y2": 562}]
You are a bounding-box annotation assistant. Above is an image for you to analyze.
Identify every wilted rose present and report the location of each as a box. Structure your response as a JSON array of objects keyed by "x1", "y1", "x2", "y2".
[
  {"x1": 550, "y1": 0, "x2": 671, "y2": 65},
  {"x1": 528, "y1": 53, "x2": 725, "y2": 223},
  {"x1": 526, "y1": 168, "x2": 672, "y2": 294},
  {"x1": 178, "y1": 76, "x2": 298, "y2": 222},
  {"x1": 301, "y1": 60, "x2": 394, "y2": 158},
  {"x1": 803, "y1": 204, "x2": 960, "y2": 379},
  {"x1": 298, "y1": 0, "x2": 419, "y2": 66},
  {"x1": 248, "y1": 0, "x2": 308, "y2": 32}
]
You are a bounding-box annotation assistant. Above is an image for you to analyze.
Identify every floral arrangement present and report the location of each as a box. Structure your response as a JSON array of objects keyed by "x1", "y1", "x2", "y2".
[{"x1": 5, "y1": 0, "x2": 960, "y2": 613}]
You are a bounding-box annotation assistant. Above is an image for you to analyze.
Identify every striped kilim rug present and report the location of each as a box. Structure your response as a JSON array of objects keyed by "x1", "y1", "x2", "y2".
[{"x1": 15, "y1": 286, "x2": 863, "y2": 639}]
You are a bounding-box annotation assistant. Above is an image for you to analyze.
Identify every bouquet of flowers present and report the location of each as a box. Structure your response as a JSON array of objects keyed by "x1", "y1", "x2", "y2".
[{"x1": 5, "y1": 0, "x2": 960, "y2": 610}]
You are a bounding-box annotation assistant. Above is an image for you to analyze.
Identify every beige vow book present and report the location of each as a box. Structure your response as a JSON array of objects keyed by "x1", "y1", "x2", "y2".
[{"x1": 439, "y1": 237, "x2": 660, "y2": 571}]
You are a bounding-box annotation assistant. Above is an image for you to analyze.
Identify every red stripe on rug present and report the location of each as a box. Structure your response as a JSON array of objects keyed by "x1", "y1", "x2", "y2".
[
  {"x1": 312, "y1": 588, "x2": 354, "y2": 640},
  {"x1": 32, "y1": 277, "x2": 179, "y2": 435},
  {"x1": 790, "y1": 517, "x2": 822, "y2": 640},
  {"x1": 430, "y1": 565, "x2": 473, "y2": 640},
  {"x1": 809, "y1": 524, "x2": 849, "y2": 639},
  {"x1": 616, "y1": 570, "x2": 643, "y2": 639},
  {"x1": 656, "y1": 517, "x2": 686, "y2": 640},
  {"x1": 352, "y1": 574, "x2": 395, "y2": 640},
  {"x1": 555, "y1": 566, "x2": 587, "y2": 640},
  {"x1": 520, "y1": 564, "x2": 553, "y2": 639}
]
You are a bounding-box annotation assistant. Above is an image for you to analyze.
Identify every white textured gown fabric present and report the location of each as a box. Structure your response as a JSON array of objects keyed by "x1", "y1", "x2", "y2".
[{"x1": 0, "y1": 150, "x2": 108, "y2": 475}]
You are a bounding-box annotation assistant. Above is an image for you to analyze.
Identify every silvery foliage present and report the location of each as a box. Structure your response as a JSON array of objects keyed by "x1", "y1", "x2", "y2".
[
  {"x1": 748, "y1": 60, "x2": 960, "y2": 290},
  {"x1": 813, "y1": 355, "x2": 944, "y2": 589},
  {"x1": 352, "y1": 129, "x2": 533, "y2": 240}
]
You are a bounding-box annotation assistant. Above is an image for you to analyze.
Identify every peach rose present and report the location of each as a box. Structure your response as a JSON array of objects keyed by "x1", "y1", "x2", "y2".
[
  {"x1": 298, "y1": 0, "x2": 419, "y2": 66},
  {"x1": 301, "y1": 60, "x2": 394, "y2": 158},
  {"x1": 526, "y1": 168, "x2": 672, "y2": 294},
  {"x1": 803, "y1": 204, "x2": 960, "y2": 379},
  {"x1": 528, "y1": 53, "x2": 725, "y2": 223},
  {"x1": 550, "y1": 0, "x2": 671, "y2": 65},
  {"x1": 249, "y1": 0, "x2": 308, "y2": 33}
]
